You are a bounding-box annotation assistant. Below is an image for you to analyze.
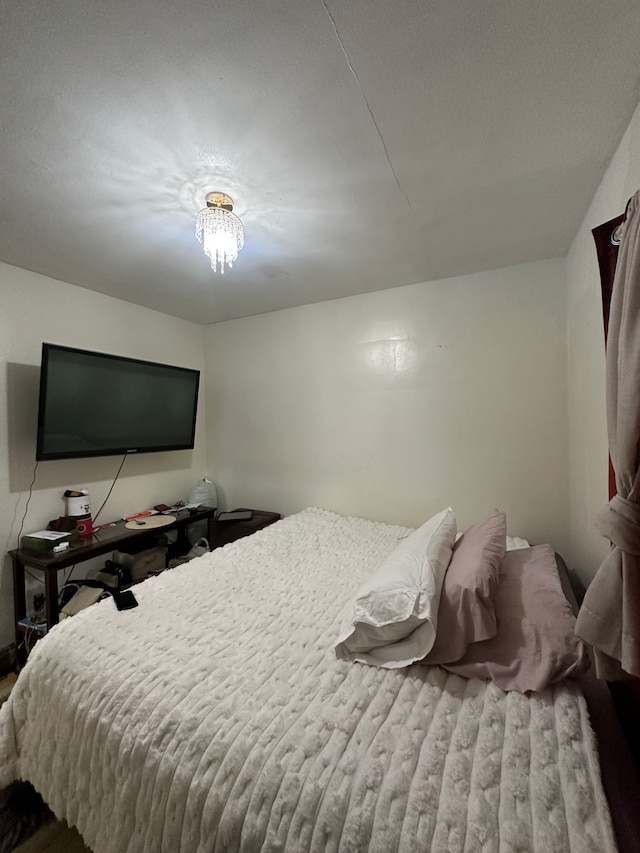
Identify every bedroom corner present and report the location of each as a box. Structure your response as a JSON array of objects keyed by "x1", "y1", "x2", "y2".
[{"x1": 0, "y1": 263, "x2": 208, "y2": 657}]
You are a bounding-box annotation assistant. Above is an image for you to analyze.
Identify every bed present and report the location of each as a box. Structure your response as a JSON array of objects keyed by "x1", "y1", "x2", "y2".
[{"x1": 0, "y1": 508, "x2": 620, "y2": 852}]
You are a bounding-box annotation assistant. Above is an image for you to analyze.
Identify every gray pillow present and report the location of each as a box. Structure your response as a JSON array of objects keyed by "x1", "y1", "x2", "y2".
[
  {"x1": 421, "y1": 510, "x2": 506, "y2": 665},
  {"x1": 443, "y1": 545, "x2": 588, "y2": 693}
]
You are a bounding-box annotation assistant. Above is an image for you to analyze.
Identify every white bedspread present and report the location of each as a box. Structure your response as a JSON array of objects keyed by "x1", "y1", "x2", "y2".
[{"x1": 0, "y1": 508, "x2": 616, "y2": 852}]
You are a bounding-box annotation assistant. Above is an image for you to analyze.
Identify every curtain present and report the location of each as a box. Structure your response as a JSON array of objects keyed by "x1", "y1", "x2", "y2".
[{"x1": 576, "y1": 190, "x2": 640, "y2": 680}]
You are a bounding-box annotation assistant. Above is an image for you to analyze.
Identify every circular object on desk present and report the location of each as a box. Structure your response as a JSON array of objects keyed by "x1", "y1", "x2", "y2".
[{"x1": 125, "y1": 515, "x2": 176, "y2": 530}]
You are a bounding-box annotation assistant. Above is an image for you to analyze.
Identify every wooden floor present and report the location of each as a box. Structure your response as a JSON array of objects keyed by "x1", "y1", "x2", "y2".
[
  {"x1": 14, "y1": 821, "x2": 90, "y2": 853},
  {"x1": 0, "y1": 674, "x2": 17, "y2": 706}
]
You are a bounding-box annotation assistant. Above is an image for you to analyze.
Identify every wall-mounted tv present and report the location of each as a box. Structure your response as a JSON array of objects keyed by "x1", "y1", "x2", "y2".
[{"x1": 36, "y1": 344, "x2": 200, "y2": 460}]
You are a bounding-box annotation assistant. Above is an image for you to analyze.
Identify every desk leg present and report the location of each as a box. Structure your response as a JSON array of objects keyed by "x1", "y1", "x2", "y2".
[
  {"x1": 44, "y1": 571, "x2": 59, "y2": 630},
  {"x1": 12, "y1": 555, "x2": 27, "y2": 654},
  {"x1": 207, "y1": 515, "x2": 217, "y2": 550}
]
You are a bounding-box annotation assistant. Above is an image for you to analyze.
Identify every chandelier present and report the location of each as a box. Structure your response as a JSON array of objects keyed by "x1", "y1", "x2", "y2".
[{"x1": 195, "y1": 192, "x2": 244, "y2": 274}]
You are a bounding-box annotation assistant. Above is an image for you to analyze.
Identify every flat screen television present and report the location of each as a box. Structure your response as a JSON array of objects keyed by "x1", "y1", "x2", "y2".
[{"x1": 36, "y1": 343, "x2": 200, "y2": 460}]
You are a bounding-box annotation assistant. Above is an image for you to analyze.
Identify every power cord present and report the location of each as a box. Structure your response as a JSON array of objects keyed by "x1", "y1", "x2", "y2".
[
  {"x1": 61, "y1": 563, "x2": 77, "y2": 589},
  {"x1": 16, "y1": 453, "x2": 131, "y2": 664},
  {"x1": 18, "y1": 452, "x2": 126, "y2": 598},
  {"x1": 16, "y1": 460, "x2": 44, "y2": 585},
  {"x1": 16, "y1": 459, "x2": 38, "y2": 544},
  {"x1": 92, "y1": 452, "x2": 127, "y2": 525},
  {"x1": 58, "y1": 454, "x2": 127, "y2": 591},
  {"x1": 17, "y1": 597, "x2": 47, "y2": 665}
]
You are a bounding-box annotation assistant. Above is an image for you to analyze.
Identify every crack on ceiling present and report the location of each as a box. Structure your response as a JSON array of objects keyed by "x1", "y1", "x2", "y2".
[
  {"x1": 321, "y1": 0, "x2": 414, "y2": 215},
  {"x1": 22, "y1": 155, "x2": 54, "y2": 175}
]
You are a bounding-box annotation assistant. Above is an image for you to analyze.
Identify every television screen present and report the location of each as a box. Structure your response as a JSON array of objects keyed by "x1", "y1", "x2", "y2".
[{"x1": 36, "y1": 344, "x2": 200, "y2": 460}]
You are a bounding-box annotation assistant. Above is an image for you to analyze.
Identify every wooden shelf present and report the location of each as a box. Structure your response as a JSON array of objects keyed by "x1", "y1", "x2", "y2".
[
  {"x1": 10, "y1": 507, "x2": 218, "y2": 663},
  {"x1": 10, "y1": 506, "x2": 281, "y2": 665}
]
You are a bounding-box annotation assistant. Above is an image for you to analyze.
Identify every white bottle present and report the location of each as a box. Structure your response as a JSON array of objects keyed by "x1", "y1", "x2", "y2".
[{"x1": 64, "y1": 488, "x2": 91, "y2": 517}]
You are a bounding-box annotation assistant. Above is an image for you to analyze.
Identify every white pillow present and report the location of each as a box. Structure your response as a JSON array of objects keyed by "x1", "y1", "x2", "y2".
[
  {"x1": 335, "y1": 507, "x2": 457, "y2": 668},
  {"x1": 457, "y1": 531, "x2": 530, "y2": 550},
  {"x1": 506, "y1": 535, "x2": 530, "y2": 550},
  {"x1": 456, "y1": 530, "x2": 531, "y2": 551}
]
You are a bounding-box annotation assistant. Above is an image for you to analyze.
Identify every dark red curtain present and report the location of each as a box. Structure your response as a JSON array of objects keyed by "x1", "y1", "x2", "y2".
[{"x1": 592, "y1": 213, "x2": 625, "y2": 500}]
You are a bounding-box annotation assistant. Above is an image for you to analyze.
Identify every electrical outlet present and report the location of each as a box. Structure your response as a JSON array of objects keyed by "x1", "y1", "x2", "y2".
[{"x1": 33, "y1": 593, "x2": 45, "y2": 612}]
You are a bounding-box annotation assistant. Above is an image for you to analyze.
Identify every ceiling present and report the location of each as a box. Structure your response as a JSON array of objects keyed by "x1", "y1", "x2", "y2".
[{"x1": 2, "y1": 1, "x2": 640, "y2": 325}]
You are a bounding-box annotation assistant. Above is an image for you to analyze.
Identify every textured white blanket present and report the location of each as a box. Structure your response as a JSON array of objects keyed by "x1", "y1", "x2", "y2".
[{"x1": 0, "y1": 508, "x2": 616, "y2": 852}]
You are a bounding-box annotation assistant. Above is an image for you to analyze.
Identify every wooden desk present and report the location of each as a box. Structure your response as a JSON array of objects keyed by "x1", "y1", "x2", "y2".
[{"x1": 10, "y1": 506, "x2": 218, "y2": 657}]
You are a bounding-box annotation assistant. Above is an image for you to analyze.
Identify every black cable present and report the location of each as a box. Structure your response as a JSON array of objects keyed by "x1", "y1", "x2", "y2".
[
  {"x1": 92, "y1": 452, "x2": 127, "y2": 524},
  {"x1": 61, "y1": 453, "x2": 126, "y2": 599},
  {"x1": 16, "y1": 459, "x2": 39, "y2": 546},
  {"x1": 25, "y1": 569, "x2": 45, "y2": 585},
  {"x1": 58, "y1": 454, "x2": 127, "y2": 596},
  {"x1": 58, "y1": 579, "x2": 84, "y2": 608},
  {"x1": 61, "y1": 563, "x2": 77, "y2": 591},
  {"x1": 16, "y1": 460, "x2": 44, "y2": 585}
]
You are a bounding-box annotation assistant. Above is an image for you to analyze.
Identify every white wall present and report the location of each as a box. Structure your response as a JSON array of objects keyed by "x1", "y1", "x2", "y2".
[
  {"x1": 0, "y1": 263, "x2": 207, "y2": 649},
  {"x1": 566, "y1": 100, "x2": 640, "y2": 587},
  {"x1": 3, "y1": 87, "x2": 638, "y2": 655},
  {"x1": 204, "y1": 258, "x2": 569, "y2": 553}
]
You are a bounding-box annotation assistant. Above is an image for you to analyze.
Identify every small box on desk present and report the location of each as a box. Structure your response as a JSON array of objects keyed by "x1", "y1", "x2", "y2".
[
  {"x1": 21, "y1": 530, "x2": 74, "y2": 552},
  {"x1": 112, "y1": 545, "x2": 168, "y2": 582}
]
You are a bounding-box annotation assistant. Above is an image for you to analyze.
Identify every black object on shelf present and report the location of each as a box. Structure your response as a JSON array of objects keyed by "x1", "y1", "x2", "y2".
[
  {"x1": 209, "y1": 509, "x2": 281, "y2": 550},
  {"x1": 217, "y1": 510, "x2": 254, "y2": 522}
]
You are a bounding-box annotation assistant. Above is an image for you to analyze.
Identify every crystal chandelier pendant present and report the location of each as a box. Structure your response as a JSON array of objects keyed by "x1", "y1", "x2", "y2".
[{"x1": 195, "y1": 192, "x2": 244, "y2": 274}]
